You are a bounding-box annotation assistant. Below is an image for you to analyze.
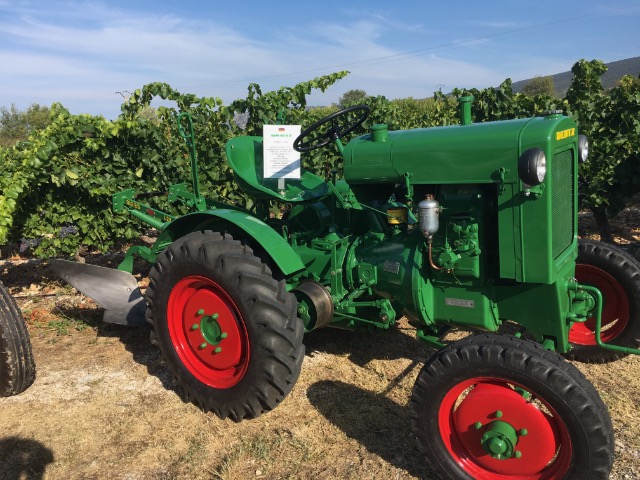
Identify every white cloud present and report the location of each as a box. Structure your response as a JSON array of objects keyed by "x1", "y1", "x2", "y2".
[
  {"x1": 466, "y1": 21, "x2": 524, "y2": 29},
  {"x1": 2, "y1": 0, "x2": 635, "y2": 118}
]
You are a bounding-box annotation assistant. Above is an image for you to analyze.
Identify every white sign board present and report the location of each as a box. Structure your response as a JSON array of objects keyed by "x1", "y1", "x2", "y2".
[{"x1": 263, "y1": 125, "x2": 301, "y2": 180}]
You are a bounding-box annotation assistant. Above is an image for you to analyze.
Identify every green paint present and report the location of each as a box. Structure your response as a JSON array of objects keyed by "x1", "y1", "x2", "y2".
[
  {"x1": 459, "y1": 96, "x2": 474, "y2": 126},
  {"x1": 226, "y1": 136, "x2": 331, "y2": 203},
  {"x1": 480, "y1": 420, "x2": 518, "y2": 460},
  {"x1": 577, "y1": 284, "x2": 640, "y2": 355},
  {"x1": 201, "y1": 314, "x2": 224, "y2": 346},
  {"x1": 156, "y1": 209, "x2": 305, "y2": 275}
]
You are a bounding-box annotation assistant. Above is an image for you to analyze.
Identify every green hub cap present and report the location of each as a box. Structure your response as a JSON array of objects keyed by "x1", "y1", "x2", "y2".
[
  {"x1": 194, "y1": 312, "x2": 228, "y2": 351},
  {"x1": 480, "y1": 420, "x2": 519, "y2": 460}
]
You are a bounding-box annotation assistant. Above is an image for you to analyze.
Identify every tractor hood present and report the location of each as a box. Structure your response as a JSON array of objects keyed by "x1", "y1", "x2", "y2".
[{"x1": 342, "y1": 117, "x2": 536, "y2": 185}]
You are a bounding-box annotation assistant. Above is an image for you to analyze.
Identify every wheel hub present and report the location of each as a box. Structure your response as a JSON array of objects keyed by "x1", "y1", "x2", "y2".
[
  {"x1": 442, "y1": 380, "x2": 570, "y2": 476},
  {"x1": 480, "y1": 420, "x2": 518, "y2": 459},
  {"x1": 192, "y1": 310, "x2": 228, "y2": 352},
  {"x1": 570, "y1": 263, "x2": 629, "y2": 345},
  {"x1": 168, "y1": 275, "x2": 249, "y2": 388}
]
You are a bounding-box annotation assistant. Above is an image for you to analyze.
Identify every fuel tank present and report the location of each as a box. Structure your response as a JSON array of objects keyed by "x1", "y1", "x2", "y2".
[{"x1": 342, "y1": 118, "x2": 533, "y2": 185}]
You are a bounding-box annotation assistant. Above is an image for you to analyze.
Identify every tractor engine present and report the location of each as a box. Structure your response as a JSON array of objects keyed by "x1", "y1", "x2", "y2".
[{"x1": 288, "y1": 101, "x2": 587, "y2": 352}]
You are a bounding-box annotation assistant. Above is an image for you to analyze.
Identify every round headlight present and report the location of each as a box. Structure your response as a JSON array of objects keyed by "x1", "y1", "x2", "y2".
[
  {"x1": 578, "y1": 134, "x2": 589, "y2": 163},
  {"x1": 518, "y1": 148, "x2": 547, "y2": 186}
]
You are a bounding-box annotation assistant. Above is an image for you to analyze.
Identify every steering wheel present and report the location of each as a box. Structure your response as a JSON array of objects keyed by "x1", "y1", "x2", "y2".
[{"x1": 293, "y1": 104, "x2": 370, "y2": 152}]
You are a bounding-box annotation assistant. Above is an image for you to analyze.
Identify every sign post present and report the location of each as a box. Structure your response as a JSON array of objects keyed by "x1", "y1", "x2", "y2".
[{"x1": 263, "y1": 125, "x2": 301, "y2": 190}]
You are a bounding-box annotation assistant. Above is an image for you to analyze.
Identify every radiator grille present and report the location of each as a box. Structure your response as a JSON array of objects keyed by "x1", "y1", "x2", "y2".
[{"x1": 552, "y1": 149, "x2": 575, "y2": 258}]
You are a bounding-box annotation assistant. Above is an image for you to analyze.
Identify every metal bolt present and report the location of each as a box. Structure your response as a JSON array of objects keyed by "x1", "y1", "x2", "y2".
[
  {"x1": 297, "y1": 306, "x2": 305, "y2": 314},
  {"x1": 211, "y1": 313, "x2": 219, "y2": 320},
  {"x1": 214, "y1": 347, "x2": 222, "y2": 353},
  {"x1": 513, "y1": 451, "x2": 522, "y2": 459},
  {"x1": 486, "y1": 437, "x2": 506, "y2": 455},
  {"x1": 221, "y1": 332, "x2": 228, "y2": 339},
  {"x1": 197, "y1": 309, "x2": 205, "y2": 315},
  {"x1": 474, "y1": 422, "x2": 483, "y2": 430},
  {"x1": 519, "y1": 428, "x2": 528, "y2": 437},
  {"x1": 190, "y1": 324, "x2": 199, "y2": 331},
  {"x1": 198, "y1": 342, "x2": 207, "y2": 350},
  {"x1": 494, "y1": 410, "x2": 503, "y2": 418}
]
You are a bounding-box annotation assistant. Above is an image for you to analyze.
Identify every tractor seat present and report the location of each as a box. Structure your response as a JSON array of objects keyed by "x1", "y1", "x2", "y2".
[{"x1": 226, "y1": 136, "x2": 330, "y2": 202}]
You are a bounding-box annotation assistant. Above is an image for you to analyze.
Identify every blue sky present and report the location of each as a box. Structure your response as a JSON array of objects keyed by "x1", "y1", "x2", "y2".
[{"x1": 1, "y1": 0, "x2": 639, "y2": 119}]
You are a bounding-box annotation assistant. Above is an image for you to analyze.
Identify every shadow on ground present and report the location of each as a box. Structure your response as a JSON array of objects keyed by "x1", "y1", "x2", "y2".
[
  {"x1": 0, "y1": 437, "x2": 55, "y2": 480},
  {"x1": 307, "y1": 379, "x2": 434, "y2": 479},
  {"x1": 51, "y1": 304, "x2": 176, "y2": 395},
  {"x1": 303, "y1": 322, "x2": 438, "y2": 367}
]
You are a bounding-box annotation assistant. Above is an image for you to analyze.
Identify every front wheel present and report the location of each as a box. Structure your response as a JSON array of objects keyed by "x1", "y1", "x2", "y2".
[
  {"x1": 411, "y1": 334, "x2": 613, "y2": 479},
  {"x1": 0, "y1": 281, "x2": 36, "y2": 396},
  {"x1": 146, "y1": 231, "x2": 305, "y2": 421},
  {"x1": 567, "y1": 239, "x2": 640, "y2": 362}
]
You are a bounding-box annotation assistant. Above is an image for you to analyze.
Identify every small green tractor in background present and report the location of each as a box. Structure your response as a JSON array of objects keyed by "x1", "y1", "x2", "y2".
[{"x1": 53, "y1": 97, "x2": 640, "y2": 479}]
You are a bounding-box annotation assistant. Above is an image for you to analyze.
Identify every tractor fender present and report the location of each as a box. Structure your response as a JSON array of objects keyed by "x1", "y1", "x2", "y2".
[{"x1": 155, "y1": 209, "x2": 305, "y2": 276}]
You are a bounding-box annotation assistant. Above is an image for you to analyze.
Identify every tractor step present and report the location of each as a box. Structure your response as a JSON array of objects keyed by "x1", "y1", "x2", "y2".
[{"x1": 50, "y1": 259, "x2": 147, "y2": 326}]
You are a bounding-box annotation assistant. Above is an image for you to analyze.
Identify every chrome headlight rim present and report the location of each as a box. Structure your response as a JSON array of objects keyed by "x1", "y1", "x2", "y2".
[
  {"x1": 518, "y1": 147, "x2": 547, "y2": 186},
  {"x1": 578, "y1": 134, "x2": 589, "y2": 163}
]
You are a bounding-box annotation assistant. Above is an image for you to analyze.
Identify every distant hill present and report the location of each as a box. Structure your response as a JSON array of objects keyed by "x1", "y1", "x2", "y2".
[{"x1": 511, "y1": 57, "x2": 640, "y2": 97}]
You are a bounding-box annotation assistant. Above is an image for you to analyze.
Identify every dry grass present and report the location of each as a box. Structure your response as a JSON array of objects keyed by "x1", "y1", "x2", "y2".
[{"x1": 1, "y1": 292, "x2": 638, "y2": 480}]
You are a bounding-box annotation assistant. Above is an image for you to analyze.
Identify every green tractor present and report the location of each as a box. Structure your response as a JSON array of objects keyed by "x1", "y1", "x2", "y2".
[{"x1": 53, "y1": 98, "x2": 640, "y2": 479}]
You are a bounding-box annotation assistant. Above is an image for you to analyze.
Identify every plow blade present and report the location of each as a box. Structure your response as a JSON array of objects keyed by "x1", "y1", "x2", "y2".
[{"x1": 50, "y1": 260, "x2": 147, "y2": 326}]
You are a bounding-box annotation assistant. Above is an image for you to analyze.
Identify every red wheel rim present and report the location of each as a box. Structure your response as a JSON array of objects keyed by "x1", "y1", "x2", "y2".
[
  {"x1": 570, "y1": 263, "x2": 629, "y2": 345},
  {"x1": 167, "y1": 275, "x2": 249, "y2": 388},
  {"x1": 438, "y1": 377, "x2": 572, "y2": 479}
]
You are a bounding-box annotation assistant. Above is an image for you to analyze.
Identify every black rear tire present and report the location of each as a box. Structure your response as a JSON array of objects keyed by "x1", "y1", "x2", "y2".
[
  {"x1": 411, "y1": 334, "x2": 614, "y2": 479},
  {"x1": 566, "y1": 239, "x2": 640, "y2": 362},
  {"x1": 146, "y1": 231, "x2": 304, "y2": 421},
  {"x1": 0, "y1": 281, "x2": 35, "y2": 396}
]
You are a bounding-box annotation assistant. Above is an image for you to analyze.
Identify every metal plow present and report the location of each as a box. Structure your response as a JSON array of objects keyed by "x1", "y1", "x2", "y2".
[{"x1": 50, "y1": 260, "x2": 147, "y2": 326}]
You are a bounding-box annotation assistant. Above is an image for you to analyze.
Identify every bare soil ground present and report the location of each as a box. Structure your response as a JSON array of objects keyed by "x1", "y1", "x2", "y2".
[{"x1": 1, "y1": 204, "x2": 639, "y2": 480}]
